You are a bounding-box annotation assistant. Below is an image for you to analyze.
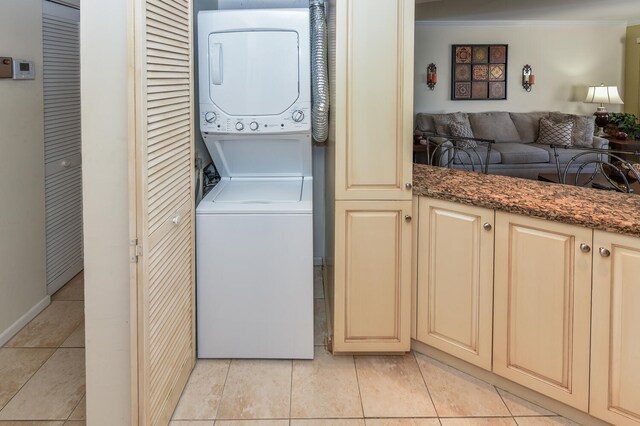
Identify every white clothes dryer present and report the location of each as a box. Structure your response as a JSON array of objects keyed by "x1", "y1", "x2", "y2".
[{"x1": 196, "y1": 8, "x2": 313, "y2": 359}]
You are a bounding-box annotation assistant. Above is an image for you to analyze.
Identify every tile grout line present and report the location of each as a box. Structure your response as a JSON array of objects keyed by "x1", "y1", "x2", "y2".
[
  {"x1": 495, "y1": 385, "x2": 516, "y2": 418},
  {"x1": 0, "y1": 344, "x2": 59, "y2": 418},
  {"x1": 65, "y1": 391, "x2": 85, "y2": 422},
  {"x1": 412, "y1": 351, "x2": 441, "y2": 419},
  {"x1": 352, "y1": 355, "x2": 367, "y2": 421},
  {"x1": 212, "y1": 359, "x2": 232, "y2": 422}
]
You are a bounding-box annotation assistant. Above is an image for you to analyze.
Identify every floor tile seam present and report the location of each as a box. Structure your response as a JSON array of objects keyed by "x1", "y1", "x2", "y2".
[
  {"x1": 289, "y1": 358, "x2": 294, "y2": 421},
  {"x1": 352, "y1": 355, "x2": 366, "y2": 418},
  {"x1": 65, "y1": 392, "x2": 85, "y2": 422},
  {"x1": 494, "y1": 385, "x2": 515, "y2": 417},
  {"x1": 211, "y1": 359, "x2": 233, "y2": 421},
  {"x1": 0, "y1": 346, "x2": 59, "y2": 415},
  {"x1": 412, "y1": 351, "x2": 441, "y2": 418}
]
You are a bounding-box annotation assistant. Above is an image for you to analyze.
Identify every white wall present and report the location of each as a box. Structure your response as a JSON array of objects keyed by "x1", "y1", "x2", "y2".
[
  {"x1": 81, "y1": 0, "x2": 131, "y2": 424},
  {"x1": 414, "y1": 21, "x2": 627, "y2": 115},
  {"x1": 0, "y1": 0, "x2": 48, "y2": 344}
]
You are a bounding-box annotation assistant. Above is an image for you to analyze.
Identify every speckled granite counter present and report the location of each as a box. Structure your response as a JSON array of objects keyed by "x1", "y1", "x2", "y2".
[{"x1": 413, "y1": 164, "x2": 640, "y2": 237}]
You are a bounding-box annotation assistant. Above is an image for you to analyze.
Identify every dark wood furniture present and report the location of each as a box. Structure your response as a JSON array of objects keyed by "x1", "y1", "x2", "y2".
[{"x1": 606, "y1": 136, "x2": 640, "y2": 162}]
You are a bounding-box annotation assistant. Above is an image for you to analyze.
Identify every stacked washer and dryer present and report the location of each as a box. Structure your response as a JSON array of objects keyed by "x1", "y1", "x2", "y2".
[{"x1": 196, "y1": 8, "x2": 314, "y2": 359}]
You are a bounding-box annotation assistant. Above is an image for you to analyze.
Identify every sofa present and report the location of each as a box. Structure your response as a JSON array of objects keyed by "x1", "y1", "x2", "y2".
[{"x1": 415, "y1": 111, "x2": 609, "y2": 180}]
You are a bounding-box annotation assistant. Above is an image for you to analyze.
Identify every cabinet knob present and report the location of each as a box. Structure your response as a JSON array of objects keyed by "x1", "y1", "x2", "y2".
[
  {"x1": 404, "y1": 215, "x2": 412, "y2": 222},
  {"x1": 599, "y1": 247, "x2": 611, "y2": 257},
  {"x1": 172, "y1": 215, "x2": 181, "y2": 226},
  {"x1": 580, "y1": 243, "x2": 591, "y2": 253},
  {"x1": 483, "y1": 223, "x2": 492, "y2": 231},
  {"x1": 405, "y1": 183, "x2": 412, "y2": 190}
]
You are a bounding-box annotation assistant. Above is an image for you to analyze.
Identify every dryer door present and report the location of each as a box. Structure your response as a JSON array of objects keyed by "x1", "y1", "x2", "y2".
[{"x1": 208, "y1": 30, "x2": 300, "y2": 116}]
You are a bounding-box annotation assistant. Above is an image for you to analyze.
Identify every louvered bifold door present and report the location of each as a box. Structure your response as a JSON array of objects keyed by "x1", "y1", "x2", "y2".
[
  {"x1": 133, "y1": 0, "x2": 196, "y2": 425},
  {"x1": 42, "y1": 1, "x2": 82, "y2": 295}
]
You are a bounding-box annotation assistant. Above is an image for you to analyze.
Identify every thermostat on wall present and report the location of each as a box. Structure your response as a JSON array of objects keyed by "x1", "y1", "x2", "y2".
[{"x1": 12, "y1": 59, "x2": 35, "y2": 80}]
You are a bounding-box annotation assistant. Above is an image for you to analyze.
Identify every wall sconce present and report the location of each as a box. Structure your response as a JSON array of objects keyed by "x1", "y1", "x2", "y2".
[
  {"x1": 426, "y1": 63, "x2": 437, "y2": 90},
  {"x1": 522, "y1": 64, "x2": 535, "y2": 92}
]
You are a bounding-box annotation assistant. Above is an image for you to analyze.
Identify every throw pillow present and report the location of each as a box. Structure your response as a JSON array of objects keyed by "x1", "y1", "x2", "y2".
[
  {"x1": 550, "y1": 112, "x2": 595, "y2": 147},
  {"x1": 449, "y1": 122, "x2": 477, "y2": 148},
  {"x1": 432, "y1": 112, "x2": 471, "y2": 136},
  {"x1": 536, "y1": 118, "x2": 574, "y2": 146}
]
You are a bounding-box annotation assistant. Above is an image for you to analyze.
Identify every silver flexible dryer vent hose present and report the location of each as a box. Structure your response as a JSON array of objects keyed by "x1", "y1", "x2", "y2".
[{"x1": 310, "y1": 0, "x2": 329, "y2": 143}]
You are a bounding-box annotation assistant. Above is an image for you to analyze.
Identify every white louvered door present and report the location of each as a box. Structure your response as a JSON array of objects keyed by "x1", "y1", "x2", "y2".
[
  {"x1": 42, "y1": 1, "x2": 82, "y2": 295},
  {"x1": 132, "y1": 0, "x2": 196, "y2": 424}
]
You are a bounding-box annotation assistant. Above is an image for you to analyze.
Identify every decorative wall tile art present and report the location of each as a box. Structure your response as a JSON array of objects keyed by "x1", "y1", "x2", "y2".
[{"x1": 452, "y1": 44, "x2": 508, "y2": 100}]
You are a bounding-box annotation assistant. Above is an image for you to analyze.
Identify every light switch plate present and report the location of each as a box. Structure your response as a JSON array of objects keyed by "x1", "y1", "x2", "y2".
[{"x1": 0, "y1": 57, "x2": 13, "y2": 79}]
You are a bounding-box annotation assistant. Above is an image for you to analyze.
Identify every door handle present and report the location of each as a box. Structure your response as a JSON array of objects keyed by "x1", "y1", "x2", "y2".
[{"x1": 211, "y1": 43, "x2": 223, "y2": 85}]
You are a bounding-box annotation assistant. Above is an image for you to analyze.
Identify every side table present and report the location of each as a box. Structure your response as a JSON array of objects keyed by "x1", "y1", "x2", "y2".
[{"x1": 606, "y1": 136, "x2": 640, "y2": 162}]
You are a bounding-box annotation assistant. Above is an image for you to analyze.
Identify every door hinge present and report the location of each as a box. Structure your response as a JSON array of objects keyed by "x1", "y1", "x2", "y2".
[{"x1": 130, "y1": 238, "x2": 142, "y2": 263}]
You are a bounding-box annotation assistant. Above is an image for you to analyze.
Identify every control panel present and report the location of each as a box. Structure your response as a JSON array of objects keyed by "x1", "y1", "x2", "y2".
[{"x1": 200, "y1": 103, "x2": 311, "y2": 134}]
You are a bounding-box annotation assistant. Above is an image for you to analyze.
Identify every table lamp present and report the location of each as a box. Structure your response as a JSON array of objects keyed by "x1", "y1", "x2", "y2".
[{"x1": 584, "y1": 84, "x2": 624, "y2": 136}]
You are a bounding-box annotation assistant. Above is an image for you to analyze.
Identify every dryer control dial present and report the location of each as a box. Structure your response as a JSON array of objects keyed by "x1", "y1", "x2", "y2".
[
  {"x1": 292, "y1": 110, "x2": 305, "y2": 122},
  {"x1": 235, "y1": 122, "x2": 245, "y2": 131},
  {"x1": 249, "y1": 121, "x2": 259, "y2": 131},
  {"x1": 204, "y1": 111, "x2": 217, "y2": 123}
]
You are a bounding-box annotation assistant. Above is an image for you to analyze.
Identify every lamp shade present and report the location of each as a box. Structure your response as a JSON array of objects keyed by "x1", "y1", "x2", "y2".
[{"x1": 584, "y1": 85, "x2": 624, "y2": 105}]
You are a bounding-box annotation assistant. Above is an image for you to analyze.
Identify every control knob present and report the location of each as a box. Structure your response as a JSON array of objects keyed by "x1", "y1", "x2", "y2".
[
  {"x1": 250, "y1": 121, "x2": 259, "y2": 131},
  {"x1": 235, "y1": 122, "x2": 244, "y2": 131},
  {"x1": 292, "y1": 110, "x2": 305, "y2": 122},
  {"x1": 204, "y1": 111, "x2": 217, "y2": 123}
]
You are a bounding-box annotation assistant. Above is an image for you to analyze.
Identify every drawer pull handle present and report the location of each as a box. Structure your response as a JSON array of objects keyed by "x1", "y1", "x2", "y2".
[
  {"x1": 483, "y1": 223, "x2": 492, "y2": 231},
  {"x1": 580, "y1": 243, "x2": 591, "y2": 253},
  {"x1": 172, "y1": 215, "x2": 181, "y2": 226},
  {"x1": 405, "y1": 215, "x2": 412, "y2": 222},
  {"x1": 599, "y1": 247, "x2": 611, "y2": 257}
]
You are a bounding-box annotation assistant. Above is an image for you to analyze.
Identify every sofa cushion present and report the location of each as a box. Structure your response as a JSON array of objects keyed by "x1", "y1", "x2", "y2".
[
  {"x1": 415, "y1": 113, "x2": 436, "y2": 133},
  {"x1": 531, "y1": 143, "x2": 603, "y2": 165},
  {"x1": 453, "y1": 145, "x2": 502, "y2": 165},
  {"x1": 537, "y1": 118, "x2": 573, "y2": 146},
  {"x1": 550, "y1": 112, "x2": 596, "y2": 147},
  {"x1": 492, "y1": 142, "x2": 550, "y2": 164},
  {"x1": 468, "y1": 112, "x2": 521, "y2": 143},
  {"x1": 510, "y1": 112, "x2": 549, "y2": 143}
]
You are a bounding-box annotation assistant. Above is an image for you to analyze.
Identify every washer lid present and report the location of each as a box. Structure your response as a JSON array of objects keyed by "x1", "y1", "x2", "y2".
[{"x1": 213, "y1": 178, "x2": 302, "y2": 203}]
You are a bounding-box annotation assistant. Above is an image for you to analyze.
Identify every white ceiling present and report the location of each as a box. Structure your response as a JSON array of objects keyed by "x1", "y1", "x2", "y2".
[{"x1": 415, "y1": 0, "x2": 640, "y2": 22}]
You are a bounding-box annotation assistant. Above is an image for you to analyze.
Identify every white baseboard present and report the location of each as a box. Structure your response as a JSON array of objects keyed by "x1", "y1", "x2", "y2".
[{"x1": 0, "y1": 296, "x2": 51, "y2": 347}]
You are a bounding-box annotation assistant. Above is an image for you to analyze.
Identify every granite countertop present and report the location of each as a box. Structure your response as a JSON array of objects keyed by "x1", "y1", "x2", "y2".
[{"x1": 413, "y1": 164, "x2": 640, "y2": 237}]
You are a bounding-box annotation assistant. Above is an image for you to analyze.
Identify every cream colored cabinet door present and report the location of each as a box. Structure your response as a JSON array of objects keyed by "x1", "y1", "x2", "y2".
[
  {"x1": 416, "y1": 198, "x2": 494, "y2": 370},
  {"x1": 493, "y1": 212, "x2": 592, "y2": 411},
  {"x1": 334, "y1": 0, "x2": 414, "y2": 201},
  {"x1": 333, "y1": 200, "x2": 412, "y2": 352},
  {"x1": 590, "y1": 231, "x2": 640, "y2": 426}
]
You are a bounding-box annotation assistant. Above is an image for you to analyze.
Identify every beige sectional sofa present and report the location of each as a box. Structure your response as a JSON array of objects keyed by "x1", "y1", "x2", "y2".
[{"x1": 415, "y1": 111, "x2": 608, "y2": 180}]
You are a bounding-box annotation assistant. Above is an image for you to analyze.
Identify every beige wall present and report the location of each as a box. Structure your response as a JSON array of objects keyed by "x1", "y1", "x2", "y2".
[
  {"x1": 81, "y1": 0, "x2": 132, "y2": 424},
  {"x1": 624, "y1": 24, "x2": 640, "y2": 117},
  {"x1": 414, "y1": 21, "x2": 627, "y2": 115},
  {"x1": 0, "y1": 0, "x2": 48, "y2": 342}
]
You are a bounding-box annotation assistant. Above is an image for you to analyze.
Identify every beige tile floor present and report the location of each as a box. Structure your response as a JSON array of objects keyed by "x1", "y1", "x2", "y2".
[
  {"x1": 0, "y1": 268, "x2": 581, "y2": 426},
  {"x1": 171, "y1": 268, "x2": 582, "y2": 426},
  {"x1": 0, "y1": 271, "x2": 85, "y2": 426}
]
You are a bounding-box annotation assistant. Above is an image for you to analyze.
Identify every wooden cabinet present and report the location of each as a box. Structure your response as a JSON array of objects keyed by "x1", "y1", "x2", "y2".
[
  {"x1": 416, "y1": 198, "x2": 494, "y2": 370},
  {"x1": 326, "y1": 0, "x2": 414, "y2": 353},
  {"x1": 333, "y1": 0, "x2": 414, "y2": 201},
  {"x1": 590, "y1": 231, "x2": 640, "y2": 426},
  {"x1": 332, "y1": 200, "x2": 412, "y2": 352},
  {"x1": 493, "y1": 212, "x2": 592, "y2": 411}
]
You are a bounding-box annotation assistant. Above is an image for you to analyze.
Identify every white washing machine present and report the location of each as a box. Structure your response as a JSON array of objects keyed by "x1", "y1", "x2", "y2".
[{"x1": 196, "y1": 8, "x2": 313, "y2": 359}]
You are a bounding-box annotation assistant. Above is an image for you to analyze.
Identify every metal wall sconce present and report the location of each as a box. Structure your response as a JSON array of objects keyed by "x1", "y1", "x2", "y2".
[
  {"x1": 426, "y1": 63, "x2": 437, "y2": 90},
  {"x1": 522, "y1": 64, "x2": 535, "y2": 92}
]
